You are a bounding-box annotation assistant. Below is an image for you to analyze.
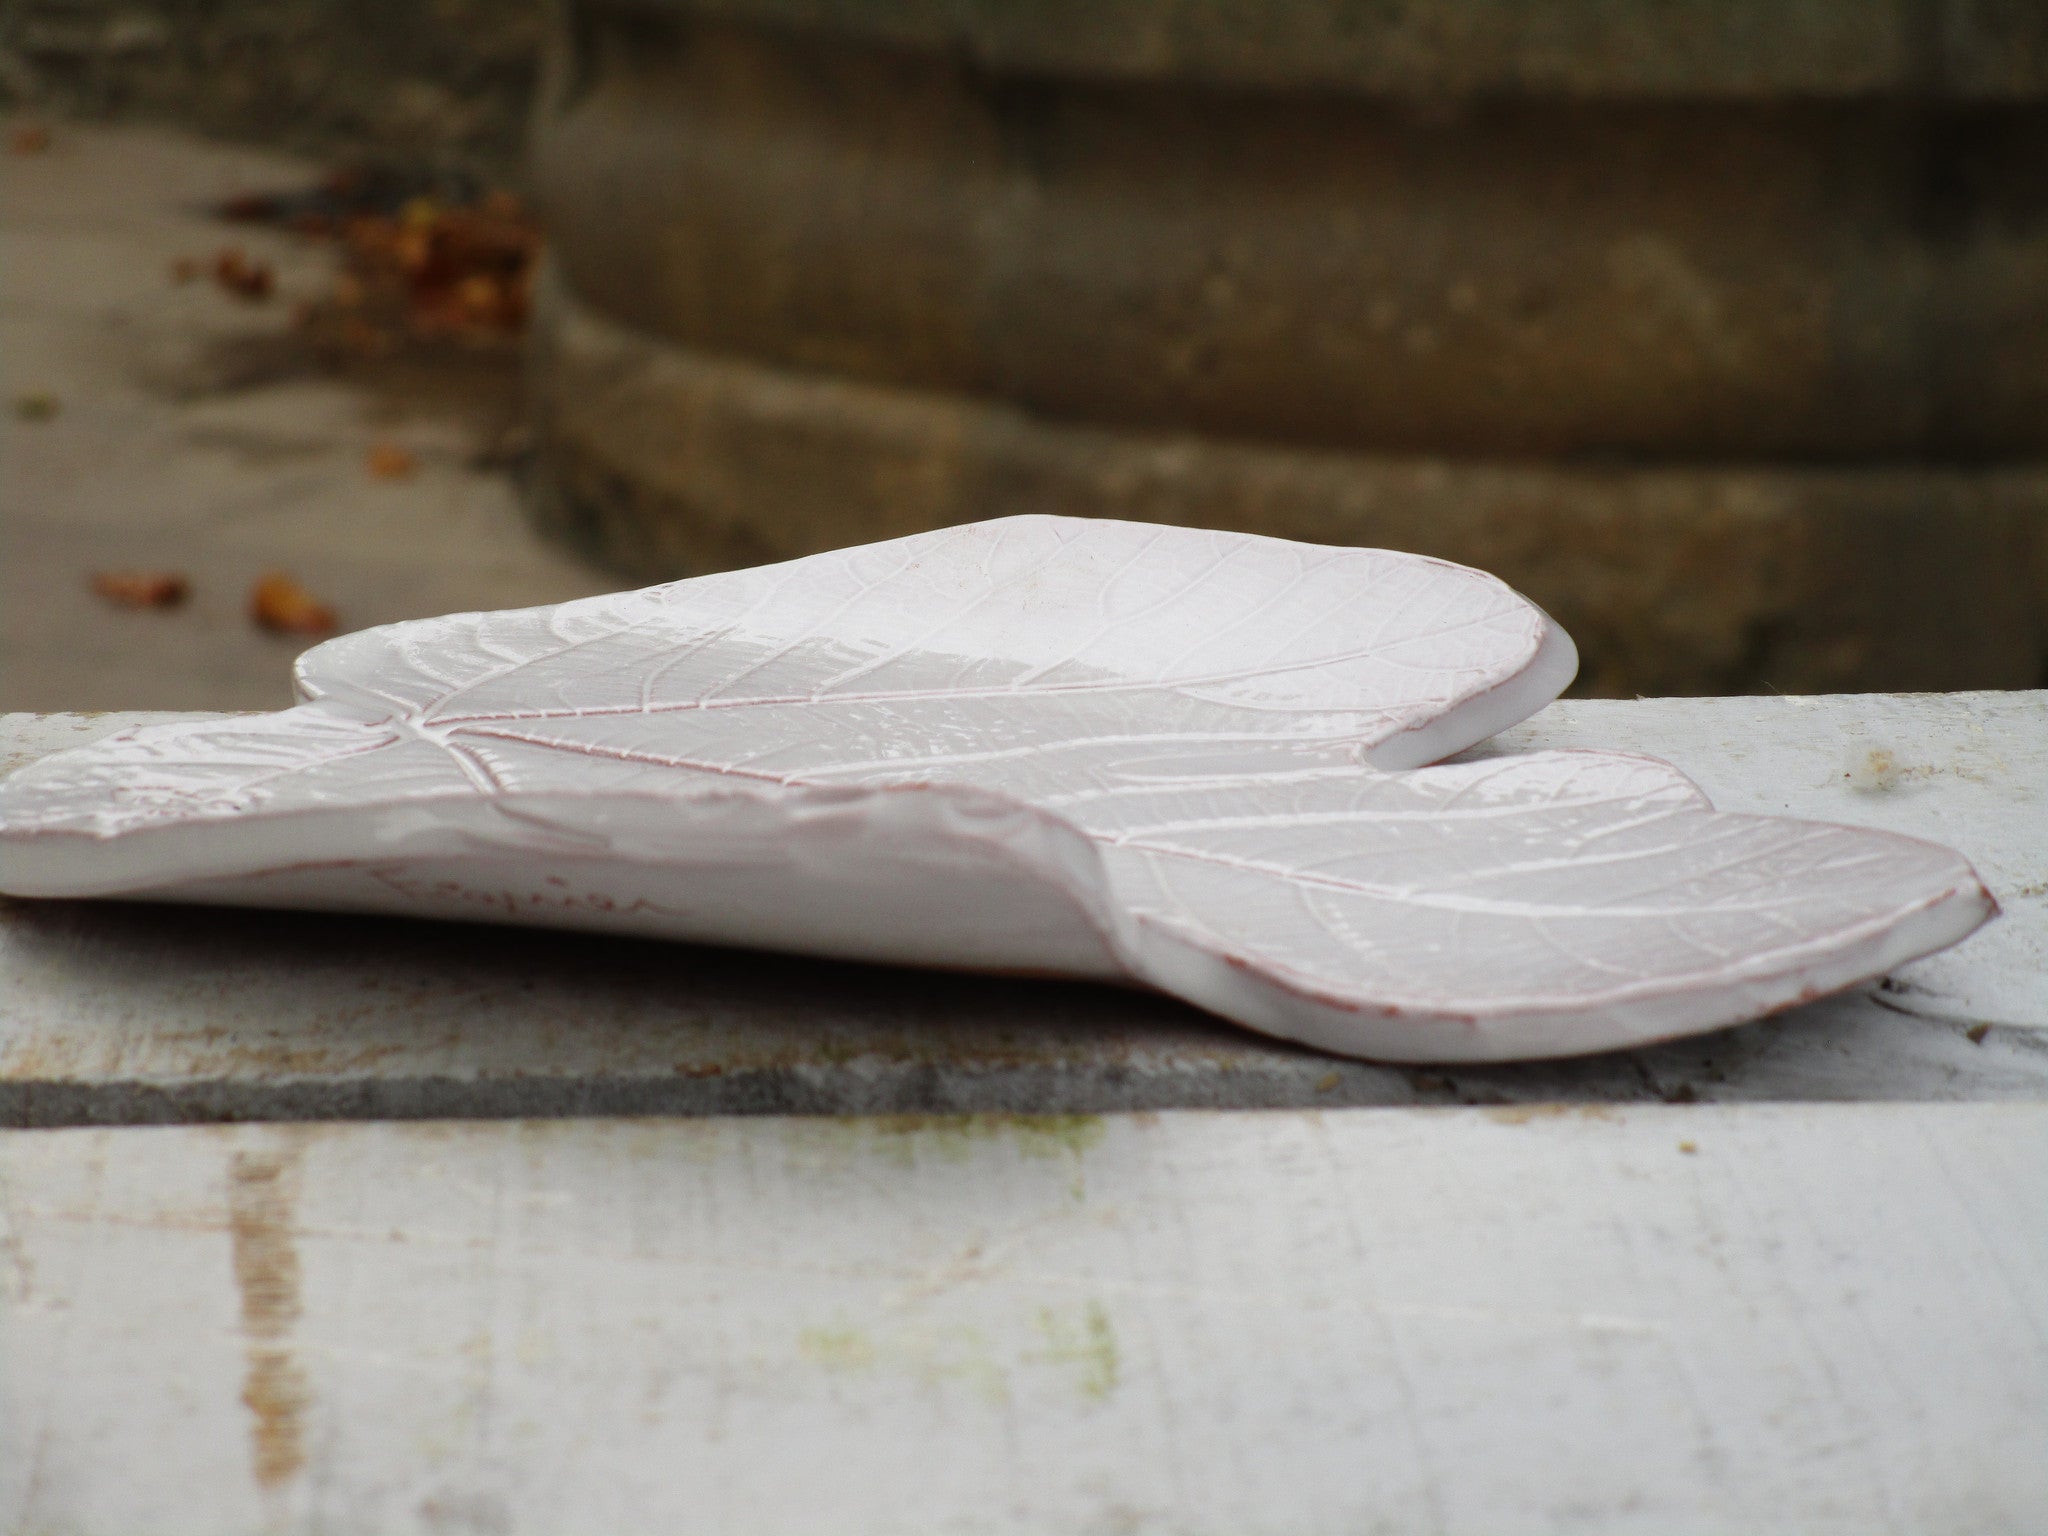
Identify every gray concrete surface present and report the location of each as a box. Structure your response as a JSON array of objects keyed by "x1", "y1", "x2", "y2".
[{"x1": 0, "y1": 119, "x2": 613, "y2": 714}]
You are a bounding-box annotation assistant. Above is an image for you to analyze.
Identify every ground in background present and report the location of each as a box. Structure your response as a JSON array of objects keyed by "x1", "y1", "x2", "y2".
[{"x1": 1, "y1": 119, "x2": 613, "y2": 713}]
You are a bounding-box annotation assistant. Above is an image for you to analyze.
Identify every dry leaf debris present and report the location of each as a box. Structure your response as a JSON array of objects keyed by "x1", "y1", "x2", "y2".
[
  {"x1": 365, "y1": 443, "x2": 418, "y2": 480},
  {"x1": 217, "y1": 168, "x2": 541, "y2": 357},
  {"x1": 249, "y1": 573, "x2": 338, "y2": 636},
  {"x1": 212, "y1": 248, "x2": 275, "y2": 301},
  {"x1": 91, "y1": 571, "x2": 190, "y2": 609}
]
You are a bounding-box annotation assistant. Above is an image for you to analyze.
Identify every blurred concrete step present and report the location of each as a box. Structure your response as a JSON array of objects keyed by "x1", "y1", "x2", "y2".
[
  {"x1": 535, "y1": 4, "x2": 2048, "y2": 460},
  {"x1": 529, "y1": 284, "x2": 2048, "y2": 696},
  {"x1": 528, "y1": 3, "x2": 2048, "y2": 696}
]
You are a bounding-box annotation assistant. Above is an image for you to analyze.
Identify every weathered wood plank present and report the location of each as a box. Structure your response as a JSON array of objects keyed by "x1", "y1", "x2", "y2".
[
  {"x1": 3, "y1": 1105, "x2": 2043, "y2": 1533},
  {"x1": 2, "y1": 697, "x2": 2043, "y2": 1125}
]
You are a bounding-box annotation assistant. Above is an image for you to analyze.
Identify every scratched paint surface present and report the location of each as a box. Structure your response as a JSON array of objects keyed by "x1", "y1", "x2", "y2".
[{"x1": 1, "y1": 1106, "x2": 2043, "y2": 1533}]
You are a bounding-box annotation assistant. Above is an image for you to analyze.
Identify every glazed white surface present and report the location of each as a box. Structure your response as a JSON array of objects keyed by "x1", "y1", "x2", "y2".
[{"x1": 0, "y1": 516, "x2": 1992, "y2": 1060}]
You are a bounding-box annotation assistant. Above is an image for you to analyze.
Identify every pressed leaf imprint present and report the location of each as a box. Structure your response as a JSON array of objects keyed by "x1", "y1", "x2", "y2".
[{"x1": 0, "y1": 517, "x2": 1993, "y2": 1061}]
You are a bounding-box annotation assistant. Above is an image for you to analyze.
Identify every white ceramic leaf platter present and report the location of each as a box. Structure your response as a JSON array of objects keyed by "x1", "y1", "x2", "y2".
[{"x1": 0, "y1": 516, "x2": 1994, "y2": 1062}]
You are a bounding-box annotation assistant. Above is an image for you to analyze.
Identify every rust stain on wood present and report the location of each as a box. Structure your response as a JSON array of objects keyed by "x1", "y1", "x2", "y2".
[{"x1": 228, "y1": 1139, "x2": 311, "y2": 1489}]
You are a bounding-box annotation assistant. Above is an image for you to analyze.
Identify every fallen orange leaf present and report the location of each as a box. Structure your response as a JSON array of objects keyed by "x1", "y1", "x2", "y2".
[
  {"x1": 366, "y1": 443, "x2": 417, "y2": 479},
  {"x1": 250, "y1": 573, "x2": 338, "y2": 636},
  {"x1": 92, "y1": 571, "x2": 190, "y2": 609},
  {"x1": 10, "y1": 125, "x2": 51, "y2": 155},
  {"x1": 226, "y1": 169, "x2": 546, "y2": 356},
  {"x1": 213, "y1": 248, "x2": 275, "y2": 301}
]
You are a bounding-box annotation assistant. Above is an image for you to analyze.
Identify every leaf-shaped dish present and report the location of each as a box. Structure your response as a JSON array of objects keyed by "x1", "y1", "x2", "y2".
[{"x1": 0, "y1": 517, "x2": 1993, "y2": 1061}]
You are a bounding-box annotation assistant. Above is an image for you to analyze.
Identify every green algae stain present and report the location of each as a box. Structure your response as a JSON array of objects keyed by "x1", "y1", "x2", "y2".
[
  {"x1": 857, "y1": 1113, "x2": 1108, "y2": 1165},
  {"x1": 798, "y1": 1303, "x2": 1123, "y2": 1407},
  {"x1": 798, "y1": 1326, "x2": 876, "y2": 1371},
  {"x1": 911, "y1": 1326, "x2": 1010, "y2": 1405},
  {"x1": 1032, "y1": 1301, "x2": 1120, "y2": 1401},
  {"x1": 798, "y1": 1322, "x2": 1009, "y2": 1402}
]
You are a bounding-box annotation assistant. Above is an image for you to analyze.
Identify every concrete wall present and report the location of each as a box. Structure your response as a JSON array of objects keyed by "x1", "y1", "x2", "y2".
[
  {"x1": 0, "y1": 0, "x2": 544, "y2": 176},
  {"x1": 527, "y1": 3, "x2": 2048, "y2": 695}
]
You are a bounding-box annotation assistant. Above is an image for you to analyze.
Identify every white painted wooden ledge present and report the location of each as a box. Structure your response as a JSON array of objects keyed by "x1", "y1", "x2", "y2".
[
  {"x1": 2, "y1": 695, "x2": 2044, "y2": 1535},
  {"x1": 0, "y1": 693, "x2": 2044, "y2": 1123},
  {"x1": 2, "y1": 1106, "x2": 2043, "y2": 1534}
]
